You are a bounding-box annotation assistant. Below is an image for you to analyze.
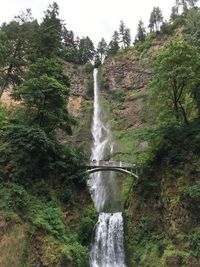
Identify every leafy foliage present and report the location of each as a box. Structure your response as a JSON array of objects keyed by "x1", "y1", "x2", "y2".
[
  {"x1": 0, "y1": 10, "x2": 39, "y2": 96},
  {"x1": 0, "y1": 182, "x2": 90, "y2": 266},
  {"x1": 189, "y1": 229, "x2": 200, "y2": 256},
  {"x1": 78, "y1": 207, "x2": 98, "y2": 246},
  {"x1": 12, "y1": 58, "x2": 75, "y2": 133},
  {"x1": 151, "y1": 39, "x2": 199, "y2": 124},
  {"x1": 0, "y1": 124, "x2": 87, "y2": 184},
  {"x1": 184, "y1": 182, "x2": 200, "y2": 198}
]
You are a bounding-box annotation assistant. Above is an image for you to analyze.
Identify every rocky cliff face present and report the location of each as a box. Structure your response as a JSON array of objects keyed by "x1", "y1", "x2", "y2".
[
  {"x1": 64, "y1": 62, "x2": 92, "y2": 98},
  {"x1": 1, "y1": 62, "x2": 92, "y2": 106},
  {"x1": 102, "y1": 50, "x2": 152, "y2": 92},
  {"x1": 64, "y1": 63, "x2": 93, "y2": 150},
  {"x1": 100, "y1": 48, "x2": 154, "y2": 131}
]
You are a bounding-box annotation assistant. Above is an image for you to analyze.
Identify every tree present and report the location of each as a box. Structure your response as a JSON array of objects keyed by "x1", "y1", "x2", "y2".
[
  {"x1": 119, "y1": 20, "x2": 131, "y2": 49},
  {"x1": 134, "y1": 20, "x2": 146, "y2": 43},
  {"x1": 185, "y1": 8, "x2": 200, "y2": 52},
  {"x1": 38, "y1": 2, "x2": 63, "y2": 58},
  {"x1": 186, "y1": 0, "x2": 199, "y2": 8},
  {"x1": 175, "y1": 0, "x2": 188, "y2": 13},
  {"x1": 149, "y1": 8, "x2": 156, "y2": 32},
  {"x1": 151, "y1": 40, "x2": 199, "y2": 124},
  {"x1": 107, "y1": 31, "x2": 120, "y2": 56},
  {"x1": 180, "y1": 0, "x2": 199, "y2": 10},
  {"x1": 0, "y1": 31, "x2": 10, "y2": 96},
  {"x1": 97, "y1": 38, "x2": 107, "y2": 63},
  {"x1": 60, "y1": 46, "x2": 78, "y2": 63},
  {"x1": 149, "y1": 7, "x2": 163, "y2": 32},
  {"x1": 94, "y1": 53, "x2": 101, "y2": 68},
  {"x1": 77, "y1": 36, "x2": 95, "y2": 64},
  {"x1": 0, "y1": 125, "x2": 59, "y2": 181},
  {"x1": 170, "y1": 5, "x2": 179, "y2": 20},
  {"x1": 182, "y1": 0, "x2": 189, "y2": 12},
  {"x1": 0, "y1": 9, "x2": 38, "y2": 97},
  {"x1": 62, "y1": 27, "x2": 76, "y2": 48},
  {"x1": 13, "y1": 58, "x2": 74, "y2": 133},
  {"x1": 59, "y1": 27, "x2": 79, "y2": 63},
  {"x1": 124, "y1": 28, "x2": 131, "y2": 48},
  {"x1": 184, "y1": 8, "x2": 200, "y2": 113}
]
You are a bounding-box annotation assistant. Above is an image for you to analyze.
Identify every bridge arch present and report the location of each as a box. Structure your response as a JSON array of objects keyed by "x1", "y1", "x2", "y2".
[{"x1": 87, "y1": 167, "x2": 138, "y2": 179}]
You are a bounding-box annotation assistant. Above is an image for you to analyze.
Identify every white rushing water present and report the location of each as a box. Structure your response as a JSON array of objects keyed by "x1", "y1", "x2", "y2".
[{"x1": 88, "y1": 69, "x2": 126, "y2": 267}]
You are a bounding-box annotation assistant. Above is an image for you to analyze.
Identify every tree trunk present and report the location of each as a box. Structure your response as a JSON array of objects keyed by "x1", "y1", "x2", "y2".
[
  {"x1": 178, "y1": 100, "x2": 188, "y2": 124},
  {"x1": 0, "y1": 72, "x2": 10, "y2": 98}
]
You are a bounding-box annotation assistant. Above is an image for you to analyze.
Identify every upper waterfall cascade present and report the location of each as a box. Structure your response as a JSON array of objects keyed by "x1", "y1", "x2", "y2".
[{"x1": 88, "y1": 69, "x2": 126, "y2": 267}]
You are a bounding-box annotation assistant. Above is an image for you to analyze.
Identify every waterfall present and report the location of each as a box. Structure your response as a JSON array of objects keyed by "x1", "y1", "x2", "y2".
[{"x1": 88, "y1": 69, "x2": 126, "y2": 267}]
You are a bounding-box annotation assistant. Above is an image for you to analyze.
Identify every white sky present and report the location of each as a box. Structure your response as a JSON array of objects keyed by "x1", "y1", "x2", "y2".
[{"x1": 0, "y1": 0, "x2": 175, "y2": 45}]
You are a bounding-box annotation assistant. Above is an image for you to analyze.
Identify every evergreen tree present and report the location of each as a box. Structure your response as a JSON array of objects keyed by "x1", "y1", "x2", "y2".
[
  {"x1": 77, "y1": 36, "x2": 95, "y2": 64},
  {"x1": 94, "y1": 53, "x2": 101, "y2": 68},
  {"x1": 60, "y1": 27, "x2": 78, "y2": 63},
  {"x1": 134, "y1": 20, "x2": 146, "y2": 43},
  {"x1": 39, "y1": 2, "x2": 63, "y2": 58},
  {"x1": 149, "y1": 8, "x2": 156, "y2": 32},
  {"x1": 149, "y1": 7, "x2": 163, "y2": 32},
  {"x1": 170, "y1": 5, "x2": 179, "y2": 20},
  {"x1": 182, "y1": 0, "x2": 189, "y2": 12},
  {"x1": 186, "y1": 0, "x2": 199, "y2": 8},
  {"x1": 97, "y1": 38, "x2": 107, "y2": 63},
  {"x1": 119, "y1": 20, "x2": 131, "y2": 49},
  {"x1": 175, "y1": 0, "x2": 188, "y2": 13},
  {"x1": 107, "y1": 31, "x2": 120, "y2": 56},
  {"x1": 155, "y1": 7, "x2": 163, "y2": 29},
  {"x1": 124, "y1": 28, "x2": 131, "y2": 48},
  {"x1": 60, "y1": 46, "x2": 78, "y2": 63},
  {"x1": 62, "y1": 27, "x2": 76, "y2": 48}
]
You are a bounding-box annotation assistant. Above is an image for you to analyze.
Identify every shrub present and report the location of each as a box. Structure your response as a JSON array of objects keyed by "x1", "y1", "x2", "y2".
[
  {"x1": 0, "y1": 183, "x2": 30, "y2": 217},
  {"x1": 183, "y1": 182, "x2": 200, "y2": 215},
  {"x1": 78, "y1": 207, "x2": 97, "y2": 246},
  {"x1": 71, "y1": 242, "x2": 88, "y2": 267},
  {"x1": 134, "y1": 32, "x2": 157, "y2": 53},
  {"x1": 86, "y1": 77, "x2": 94, "y2": 97},
  {"x1": 110, "y1": 90, "x2": 126, "y2": 102},
  {"x1": 58, "y1": 186, "x2": 75, "y2": 205},
  {"x1": 184, "y1": 182, "x2": 200, "y2": 198},
  {"x1": 28, "y1": 202, "x2": 67, "y2": 240},
  {"x1": 189, "y1": 229, "x2": 200, "y2": 256},
  {"x1": 161, "y1": 249, "x2": 189, "y2": 266},
  {"x1": 84, "y1": 62, "x2": 94, "y2": 73},
  {"x1": 0, "y1": 125, "x2": 58, "y2": 182}
]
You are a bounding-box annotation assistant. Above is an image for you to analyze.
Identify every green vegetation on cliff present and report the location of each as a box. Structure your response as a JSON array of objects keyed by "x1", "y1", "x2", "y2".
[
  {"x1": 1, "y1": 1, "x2": 200, "y2": 267},
  {"x1": 0, "y1": 55, "x2": 96, "y2": 266},
  {"x1": 0, "y1": 4, "x2": 97, "y2": 266},
  {"x1": 96, "y1": 4, "x2": 200, "y2": 267}
]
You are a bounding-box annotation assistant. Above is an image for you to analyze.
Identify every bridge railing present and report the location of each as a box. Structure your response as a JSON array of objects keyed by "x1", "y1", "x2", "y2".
[{"x1": 88, "y1": 160, "x2": 135, "y2": 168}]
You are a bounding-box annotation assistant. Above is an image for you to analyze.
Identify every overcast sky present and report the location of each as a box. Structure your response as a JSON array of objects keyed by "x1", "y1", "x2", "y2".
[{"x1": 0, "y1": 0, "x2": 175, "y2": 45}]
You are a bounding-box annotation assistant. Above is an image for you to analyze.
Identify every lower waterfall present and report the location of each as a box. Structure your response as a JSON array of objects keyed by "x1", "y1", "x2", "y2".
[{"x1": 88, "y1": 69, "x2": 126, "y2": 267}]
